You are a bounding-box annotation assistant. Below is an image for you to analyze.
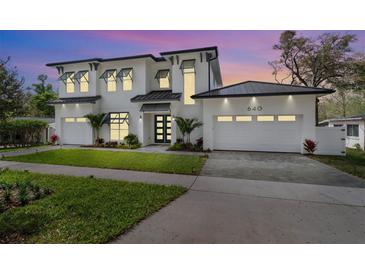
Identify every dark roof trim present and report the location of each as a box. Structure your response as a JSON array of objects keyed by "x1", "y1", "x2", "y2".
[
  {"x1": 160, "y1": 46, "x2": 218, "y2": 56},
  {"x1": 192, "y1": 90, "x2": 334, "y2": 99},
  {"x1": 47, "y1": 58, "x2": 102, "y2": 67},
  {"x1": 48, "y1": 96, "x2": 101, "y2": 105},
  {"x1": 140, "y1": 103, "x2": 170, "y2": 112},
  {"x1": 46, "y1": 46, "x2": 218, "y2": 67},
  {"x1": 131, "y1": 90, "x2": 181, "y2": 103},
  {"x1": 46, "y1": 54, "x2": 163, "y2": 67}
]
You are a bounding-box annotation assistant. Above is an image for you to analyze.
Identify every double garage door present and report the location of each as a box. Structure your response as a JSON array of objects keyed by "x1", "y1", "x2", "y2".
[
  {"x1": 62, "y1": 118, "x2": 93, "y2": 145},
  {"x1": 213, "y1": 115, "x2": 302, "y2": 153}
]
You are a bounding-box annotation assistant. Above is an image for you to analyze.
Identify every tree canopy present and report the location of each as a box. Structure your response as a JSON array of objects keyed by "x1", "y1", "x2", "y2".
[
  {"x1": 0, "y1": 57, "x2": 27, "y2": 121},
  {"x1": 30, "y1": 74, "x2": 57, "y2": 117},
  {"x1": 270, "y1": 31, "x2": 365, "y2": 120}
]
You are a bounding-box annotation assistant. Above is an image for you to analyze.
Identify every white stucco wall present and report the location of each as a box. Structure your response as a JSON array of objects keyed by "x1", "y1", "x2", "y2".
[
  {"x1": 201, "y1": 95, "x2": 317, "y2": 153},
  {"x1": 328, "y1": 120, "x2": 365, "y2": 149},
  {"x1": 315, "y1": 127, "x2": 346, "y2": 155}
]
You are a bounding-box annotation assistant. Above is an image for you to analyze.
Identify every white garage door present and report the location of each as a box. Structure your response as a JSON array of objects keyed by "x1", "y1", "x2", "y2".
[
  {"x1": 213, "y1": 115, "x2": 302, "y2": 153},
  {"x1": 62, "y1": 118, "x2": 93, "y2": 145}
]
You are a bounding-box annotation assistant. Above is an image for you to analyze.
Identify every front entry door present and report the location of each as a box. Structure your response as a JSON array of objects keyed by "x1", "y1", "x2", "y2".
[{"x1": 155, "y1": 115, "x2": 171, "y2": 143}]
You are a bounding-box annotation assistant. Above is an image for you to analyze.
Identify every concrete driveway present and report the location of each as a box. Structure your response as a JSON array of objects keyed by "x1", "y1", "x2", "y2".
[{"x1": 201, "y1": 151, "x2": 365, "y2": 188}]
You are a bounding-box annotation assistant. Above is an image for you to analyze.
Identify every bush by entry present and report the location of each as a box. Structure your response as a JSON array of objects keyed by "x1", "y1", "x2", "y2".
[
  {"x1": 4, "y1": 149, "x2": 206, "y2": 175},
  {"x1": 0, "y1": 170, "x2": 186, "y2": 243}
]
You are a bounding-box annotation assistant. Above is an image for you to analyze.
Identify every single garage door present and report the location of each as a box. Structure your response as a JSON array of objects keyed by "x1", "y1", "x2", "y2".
[
  {"x1": 213, "y1": 115, "x2": 302, "y2": 153},
  {"x1": 62, "y1": 117, "x2": 93, "y2": 145}
]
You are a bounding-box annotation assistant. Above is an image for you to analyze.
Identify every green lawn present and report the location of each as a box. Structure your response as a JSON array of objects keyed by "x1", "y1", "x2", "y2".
[
  {"x1": 0, "y1": 144, "x2": 50, "y2": 153},
  {"x1": 0, "y1": 170, "x2": 186, "y2": 243},
  {"x1": 4, "y1": 149, "x2": 206, "y2": 175},
  {"x1": 310, "y1": 148, "x2": 365, "y2": 180}
]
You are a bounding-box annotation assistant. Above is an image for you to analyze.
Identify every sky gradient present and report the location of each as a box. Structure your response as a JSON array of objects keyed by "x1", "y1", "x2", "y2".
[{"x1": 1, "y1": 30, "x2": 365, "y2": 91}]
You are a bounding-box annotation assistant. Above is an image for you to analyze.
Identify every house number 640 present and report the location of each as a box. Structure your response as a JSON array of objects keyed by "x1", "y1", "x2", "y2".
[{"x1": 247, "y1": 106, "x2": 263, "y2": 111}]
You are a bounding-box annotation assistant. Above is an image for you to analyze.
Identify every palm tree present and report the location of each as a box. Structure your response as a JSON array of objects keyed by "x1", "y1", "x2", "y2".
[
  {"x1": 174, "y1": 117, "x2": 203, "y2": 144},
  {"x1": 84, "y1": 113, "x2": 106, "y2": 144}
]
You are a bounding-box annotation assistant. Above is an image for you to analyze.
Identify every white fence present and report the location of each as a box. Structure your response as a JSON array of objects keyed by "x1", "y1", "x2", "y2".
[{"x1": 315, "y1": 127, "x2": 346, "y2": 156}]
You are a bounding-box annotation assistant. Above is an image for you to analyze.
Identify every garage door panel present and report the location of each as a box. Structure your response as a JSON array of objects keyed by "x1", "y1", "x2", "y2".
[
  {"x1": 62, "y1": 122, "x2": 92, "y2": 145},
  {"x1": 213, "y1": 120, "x2": 302, "y2": 153}
]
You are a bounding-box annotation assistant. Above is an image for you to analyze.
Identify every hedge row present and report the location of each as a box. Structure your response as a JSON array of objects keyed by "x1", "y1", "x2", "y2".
[{"x1": 0, "y1": 120, "x2": 48, "y2": 147}]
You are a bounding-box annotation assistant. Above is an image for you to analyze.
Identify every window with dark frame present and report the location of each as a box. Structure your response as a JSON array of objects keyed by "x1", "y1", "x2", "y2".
[
  {"x1": 100, "y1": 69, "x2": 117, "y2": 92},
  {"x1": 180, "y1": 59, "x2": 196, "y2": 105},
  {"x1": 347, "y1": 124, "x2": 359, "y2": 137},
  {"x1": 155, "y1": 69, "x2": 170, "y2": 89},
  {"x1": 109, "y1": 112, "x2": 129, "y2": 141},
  {"x1": 59, "y1": 72, "x2": 75, "y2": 93},
  {"x1": 117, "y1": 68, "x2": 133, "y2": 91},
  {"x1": 74, "y1": 71, "x2": 89, "y2": 92}
]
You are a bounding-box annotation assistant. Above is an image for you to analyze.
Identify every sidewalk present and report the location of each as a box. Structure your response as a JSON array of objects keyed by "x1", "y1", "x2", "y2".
[
  {"x1": 0, "y1": 160, "x2": 197, "y2": 188},
  {"x1": 1, "y1": 160, "x2": 364, "y2": 207}
]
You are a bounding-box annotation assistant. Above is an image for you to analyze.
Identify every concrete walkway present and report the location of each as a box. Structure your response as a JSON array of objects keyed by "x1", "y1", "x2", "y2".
[
  {"x1": 0, "y1": 161, "x2": 196, "y2": 187},
  {"x1": 0, "y1": 145, "x2": 61, "y2": 158},
  {"x1": 1, "y1": 160, "x2": 364, "y2": 243}
]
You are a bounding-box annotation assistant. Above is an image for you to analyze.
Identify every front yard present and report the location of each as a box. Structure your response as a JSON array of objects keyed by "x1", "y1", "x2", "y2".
[
  {"x1": 0, "y1": 169, "x2": 186, "y2": 243},
  {"x1": 4, "y1": 149, "x2": 206, "y2": 175},
  {"x1": 310, "y1": 148, "x2": 365, "y2": 180}
]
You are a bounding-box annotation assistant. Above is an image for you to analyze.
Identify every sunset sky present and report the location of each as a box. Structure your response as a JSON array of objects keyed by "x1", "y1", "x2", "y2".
[{"x1": 1, "y1": 30, "x2": 365, "y2": 90}]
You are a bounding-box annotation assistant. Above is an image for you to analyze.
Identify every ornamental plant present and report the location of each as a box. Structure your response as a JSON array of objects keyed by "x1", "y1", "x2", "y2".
[
  {"x1": 303, "y1": 139, "x2": 317, "y2": 154},
  {"x1": 50, "y1": 134, "x2": 59, "y2": 145}
]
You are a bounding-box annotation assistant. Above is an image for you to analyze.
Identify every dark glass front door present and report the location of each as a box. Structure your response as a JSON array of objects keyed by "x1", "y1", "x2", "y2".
[{"x1": 154, "y1": 115, "x2": 171, "y2": 143}]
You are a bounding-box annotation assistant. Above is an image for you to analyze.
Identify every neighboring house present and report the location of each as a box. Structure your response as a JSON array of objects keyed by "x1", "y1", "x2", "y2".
[
  {"x1": 320, "y1": 115, "x2": 365, "y2": 149},
  {"x1": 47, "y1": 46, "x2": 344, "y2": 155},
  {"x1": 15, "y1": 117, "x2": 56, "y2": 143}
]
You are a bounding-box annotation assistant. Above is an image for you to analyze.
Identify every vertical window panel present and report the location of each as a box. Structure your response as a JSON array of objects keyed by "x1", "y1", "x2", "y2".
[
  {"x1": 80, "y1": 72, "x2": 88, "y2": 92},
  {"x1": 183, "y1": 70, "x2": 195, "y2": 105},
  {"x1": 66, "y1": 73, "x2": 75, "y2": 93},
  {"x1": 107, "y1": 71, "x2": 116, "y2": 92}
]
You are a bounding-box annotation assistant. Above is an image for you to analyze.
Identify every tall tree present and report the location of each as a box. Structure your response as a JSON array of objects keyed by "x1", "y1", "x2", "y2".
[
  {"x1": 0, "y1": 57, "x2": 27, "y2": 121},
  {"x1": 270, "y1": 31, "x2": 365, "y2": 121},
  {"x1": 269, "y1": 31, "x2": 357, "y2": 87},
  {"x1": 30, "y1": 74, "x2": 57, "y2": 117}
]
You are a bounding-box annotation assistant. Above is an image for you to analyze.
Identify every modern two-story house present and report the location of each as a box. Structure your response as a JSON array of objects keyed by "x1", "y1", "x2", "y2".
[{"x1": 48, "y1": 46, "x2": 344, "y2": 155}]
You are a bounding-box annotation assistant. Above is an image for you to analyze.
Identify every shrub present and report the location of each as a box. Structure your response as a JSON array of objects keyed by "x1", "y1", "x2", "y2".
[
  {"x1": 169, "y1": 143, "x2": 185, "y2": 151},
  {"x1": 50, "y1": 134, "x2": 59, "y2": 145},
  {"x1": 105, "y1": 141, "x2": 118, "y2": 148},
  {"x1": 17, "y1": 184, "x2": 29, "y2": 206},
  {"x1": 124, "y1": 134, "x2": 140, "y2": 148},
  {"x1": 96, "y1": 138, "x2": 104, "y2": 145},
  {"x1": 0, "y1": 119, "x2": 47, "y2": 147},
  {"x1": 0, "y1": 210, "x2": 47, "y2": 240},
  {"x1": 196, "y1": 137, "x2": 203, "y2": 148},
  {"x1": 303, "y1": 139, "x2": 317, "y2": 154}
]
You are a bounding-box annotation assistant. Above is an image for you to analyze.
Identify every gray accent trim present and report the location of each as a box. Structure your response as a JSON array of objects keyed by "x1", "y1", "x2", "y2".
[
  {"x1": 131, "y1": 90, "x2": 181, "y2": 103},
  {"x1": 48, "y1": 96, "x2": 101, "y2": 105},
  {"x1": 140, "y1": 103, "x2": 170, "y2": 112}
]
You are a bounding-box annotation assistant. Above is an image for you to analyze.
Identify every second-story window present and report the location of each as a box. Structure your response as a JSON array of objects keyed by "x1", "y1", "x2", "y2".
[
  {"x1": 117, "y1": 68, "x2": 133, "y2": 91},
  {"x1": 100, "y1": 69, "x2": 117, "y2": 92},
  {"x1": 180, "y1": 60, "x2": 196, "y2": 105},
  {"x1": 74, "y1": 71, "x2": 89, "y2": 93},
  {"x1": 155, "y1": 70, "x2": 170, "y2": 89},
  {"x1": 59, "y1": 72, "x2": 75, "y2": 93}
]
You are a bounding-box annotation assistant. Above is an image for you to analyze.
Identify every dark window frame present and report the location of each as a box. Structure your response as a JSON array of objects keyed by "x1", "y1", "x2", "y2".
[
  {"x1": 155, "y1": 69, "x2": 170, "y2": 88},
  {"x1": 99, "y1": 69, "x2": 117, "y2": 83},
  {"x1": 73, "y1": 70, "x2": 89, "y2": 83},
  {"x1": 347, "y1": 124, "x2": 359, "y2": 137}
]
